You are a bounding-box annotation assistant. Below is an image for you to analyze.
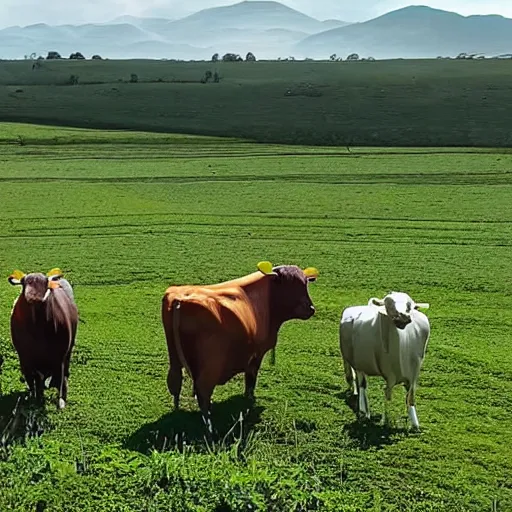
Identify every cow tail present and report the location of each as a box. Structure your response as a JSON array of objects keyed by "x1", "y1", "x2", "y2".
[{"x1": 172, "y1": 300, "x2": 193, "y2": 379}]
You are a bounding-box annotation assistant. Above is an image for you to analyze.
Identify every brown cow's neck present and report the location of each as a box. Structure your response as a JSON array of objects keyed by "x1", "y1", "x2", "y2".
[{"x1": 238, "y1": 275, "x2": 273, "y2": 342}]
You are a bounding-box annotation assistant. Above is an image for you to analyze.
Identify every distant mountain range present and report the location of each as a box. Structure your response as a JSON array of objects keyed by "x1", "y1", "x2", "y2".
[
  {"x1": 297, "y1": 6, "x2": 512, "y2": 59},
  {"x1": 0, "y1": 1, "x2": 511, "y2": 61}
]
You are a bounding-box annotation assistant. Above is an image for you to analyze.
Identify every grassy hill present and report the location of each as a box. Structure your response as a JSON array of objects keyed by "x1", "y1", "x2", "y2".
[
  {"x1": 0, "y1": 122, "x2": 511, "y2": 510},
  {"x1": 1, "y1": 58, "x2": 512, "y2": 147},
  {"x1": 297, "y1": 6, "x2": 512, "y2": 59}
]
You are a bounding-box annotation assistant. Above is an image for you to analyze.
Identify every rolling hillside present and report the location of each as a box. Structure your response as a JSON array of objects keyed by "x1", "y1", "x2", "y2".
[
  {"x1": 1, "y1": 59, "x2": 512, "y2": 147},
  {"x1": 296, "y1": 6, "x2": 512, "y2": 59}
]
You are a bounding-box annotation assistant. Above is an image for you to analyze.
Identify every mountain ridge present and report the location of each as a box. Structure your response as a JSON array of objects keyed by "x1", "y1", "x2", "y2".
[
  {"x1": 0, "y1": 3, "x2": 510, "y2": 61},
  {"x1": 296, "y1": 5, "x2": 512, "y2": 59}
]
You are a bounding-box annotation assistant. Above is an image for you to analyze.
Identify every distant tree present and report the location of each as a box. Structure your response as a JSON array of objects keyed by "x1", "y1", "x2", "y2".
[
  {"x1": 222, "y1": 53, "x2": 242, "y2": 62},
  {"x1": 92, "y1": 54, "x2": 103, "y2": 60},
  {"x1": 37, "y1": 55, "x2": 44, "y2": 60},
  {"x1": 346, "y1": 53, "x2": 359, "y2": 61},
  {"x1": 67, "y1": 74, "x2": 79, "y2": 85},
  {"x1": 245, "y1": 52, "x2": 256, "y2": 62},
  {"x1": 130, "y1": 73, "x2": 138, "y2": 83},
  {"x1": 69, "y1": 52, "x2": 85, "y2": 60},
  {"x1": 329, "y1": 53, "x2": 337, "y2": 61},
  {"x1": 367, "y1": 56, "x2": 375, "y2": 61},
  {"x1": 289, "y1": 56, "x2": 295, "y2": 61},
  {"x1": 211, "y1": 53, "x2": 219, "y2": 62},
  {"x1": 456, "y1": 52, "x2": 467, "y2": 59},
  {"x1": 46, "y1": 51, "x2": 62, "y2": 60},
  {"x1": 201, "y1": 70, "x2": 213, "y2": 83}
]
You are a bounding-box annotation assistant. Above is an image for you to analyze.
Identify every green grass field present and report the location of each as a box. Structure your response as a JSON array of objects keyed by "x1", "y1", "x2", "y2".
[
  {"x1": 2, "y1": 59, "x2": 512, "y2": 147},
  {"x1": 0, "y1": 122, "x2": 511, "y2": 511}
]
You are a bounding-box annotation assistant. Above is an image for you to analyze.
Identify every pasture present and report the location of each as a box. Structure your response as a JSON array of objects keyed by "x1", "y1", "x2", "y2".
[
  {"x1": 1, "y1": 59, "x2": 512, "y2": 147},
  {"x1": 0, "y1": 122, "x2": 511, "y2": 510}
]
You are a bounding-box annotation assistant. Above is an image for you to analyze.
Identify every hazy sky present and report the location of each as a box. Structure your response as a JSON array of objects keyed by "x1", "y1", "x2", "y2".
[{"x1": 1, "y1": 0, "x2": 511, "y2": 27}]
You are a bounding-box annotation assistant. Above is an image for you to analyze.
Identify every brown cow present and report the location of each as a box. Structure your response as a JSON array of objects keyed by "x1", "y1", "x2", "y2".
[
  {"x1": 161, "y1": 261, "x2": 318, "y2": 432},
  {"x1": 8, "y1": 268, "x2": 78, "y2": 410}
]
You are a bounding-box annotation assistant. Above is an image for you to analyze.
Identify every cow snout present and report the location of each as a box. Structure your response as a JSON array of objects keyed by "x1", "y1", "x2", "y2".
[
  {"x1": 299, "y1": 303, "x2": 315, "y2": 319},
  {"x1": 25, "y1": 288, "x2": 45, "y2": 304},
  {"x1": 394, "y1": 315, "x2": 412, "y2": 330}
]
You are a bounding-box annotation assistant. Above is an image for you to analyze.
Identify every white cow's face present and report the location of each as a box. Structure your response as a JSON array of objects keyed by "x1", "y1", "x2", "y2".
[
  {"x1": 383, "y1": 292, "x2": 414, "y2": 330},
  {"x1": 371, "y1": 291, "x2": 423, "y2": 330}
]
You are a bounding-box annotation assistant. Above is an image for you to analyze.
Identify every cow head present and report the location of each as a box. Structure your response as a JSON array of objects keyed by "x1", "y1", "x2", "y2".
[
  {"x1": 371, "y1": 291, "x2": 429, "y2": 330},
  {"x1": 257, "y1": 261, "x2": 318, "y2": 321},
  {"x1": 8, "y1": 268, "x2": 64, "y2": 304}
]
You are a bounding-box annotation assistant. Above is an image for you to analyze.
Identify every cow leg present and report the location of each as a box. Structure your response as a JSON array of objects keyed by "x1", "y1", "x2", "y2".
[
  {"x1": 57, "y1": 362, "x2": 68, "y2": 410},
  {"x1": 244, "y1": 354, "x2": 263, "y2": 402},
  {"x1": 195, "y1": 380, "x2": 214, "y2": 438},
  {"x1": 405, "y1": 381, "x2": 420, "y2": 429},
  {"x1": 33, "y1": 372, "x2": 45, "y2": 405},
  {"x1": 384, "y1": 381, "x2": 394, "y2": 426},
  {"x1": 356, "y1": 371, "x2": 370, "y2": 419},
  {"x1": 343, "y1": 359, "x2": 357, "y2": 396},
  {"x1": 25, "y1": 372, "x2": 36, "y2": 398},
  {"x1": 167, "y1": 364, "x2": 183, "y2": 410}
]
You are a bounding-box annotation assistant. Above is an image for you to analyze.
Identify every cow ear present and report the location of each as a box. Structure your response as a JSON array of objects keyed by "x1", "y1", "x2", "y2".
[
  {"x1": 47, "y1": 268, "x2": 63, "y2": 281},
  {"x1": 415, "y1": 303, "x2": 430, "y2": 310},
  {"x1": 257, "y1": 261, "x2": 277, "y2": 276},
  {"x1": 370, "y1": 298, "x2": 387, "y2": 315},
  {"x1": 303, "y1": 267, "x2": 319, "y2": 282},
  {"x1": 8, "y1": 270, "x2": 25, "y2": 286}
]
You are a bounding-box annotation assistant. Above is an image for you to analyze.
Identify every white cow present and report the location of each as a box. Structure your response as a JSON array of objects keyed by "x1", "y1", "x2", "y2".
[{"x1": 339, "y1": 291, "x2": 430, "y2": 429}]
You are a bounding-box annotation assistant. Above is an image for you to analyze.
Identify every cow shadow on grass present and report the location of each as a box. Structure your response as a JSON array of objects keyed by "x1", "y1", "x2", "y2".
[
  {"x1": 340, "y1": 389, "x2": 410, "y2": 450},
  {"x1": 0, "y1": 391, "x2": 50, "y2": 450},
  {"x1": 125, "y1": 394, "x2": 265, "y2": 455}
]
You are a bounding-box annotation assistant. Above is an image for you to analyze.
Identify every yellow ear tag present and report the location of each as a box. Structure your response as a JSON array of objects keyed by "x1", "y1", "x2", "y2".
[
  {"x1": 47, "y1": 268, "x2": 63, "y2": 277},
  {"x1": 303, "y1": 267, "x2": 319, "y2": 279},
  {"x1": 9, "y1": 269, "x2": 26, "y2": 281},
  {"x1": 257, "y1": 261, "x2": 274, "y2": 275}
]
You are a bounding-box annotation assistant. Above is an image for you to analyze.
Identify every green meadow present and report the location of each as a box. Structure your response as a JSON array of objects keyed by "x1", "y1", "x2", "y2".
[
  {"x1": 0, "y1": 122, "x2": 511, "y2": 510},
  {"x1": 1, "y1": 59, "x2": 512, "y2": 147}
]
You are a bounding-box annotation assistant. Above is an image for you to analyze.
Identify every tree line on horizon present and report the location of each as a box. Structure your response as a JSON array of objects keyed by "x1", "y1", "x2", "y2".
[{"x1": 19, "y1": 49, "x2": 512, "y2": 64}]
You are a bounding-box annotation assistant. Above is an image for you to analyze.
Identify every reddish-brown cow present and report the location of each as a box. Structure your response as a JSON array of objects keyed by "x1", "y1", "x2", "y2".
[
  {"x1": 161, "y1": 261, "x2": 318, "y2": 431},
  {"x1": 8, "y1": 268, "x2": 78, "y2": 410}
]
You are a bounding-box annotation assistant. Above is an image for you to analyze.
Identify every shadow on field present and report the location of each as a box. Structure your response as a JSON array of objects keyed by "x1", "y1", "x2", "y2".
[
  {"x1": 340, "y1": 389, "x2": 408, "y2": 450},
  {"x1": 125, "y1": 394, "x2": 265, "y2": 455},
  {"x1": 0, "y1": 391, "x2": 49, "y2": 450},
  {"x1": 342, "y1": 419, "x2": 408, "y2": 451}
]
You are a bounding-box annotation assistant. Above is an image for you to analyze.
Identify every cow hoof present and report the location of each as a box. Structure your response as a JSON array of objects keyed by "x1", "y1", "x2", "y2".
[{"x1": 57, "y1": 399, "x2": 66, "y2": 410}]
